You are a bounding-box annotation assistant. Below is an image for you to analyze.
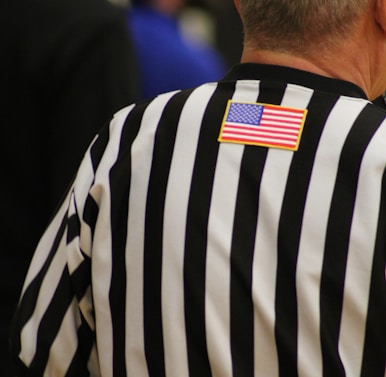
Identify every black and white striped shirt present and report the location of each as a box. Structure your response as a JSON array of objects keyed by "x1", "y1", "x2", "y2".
[{"x1": 11, "y1": 64, "x2": 386, "y2": 377}]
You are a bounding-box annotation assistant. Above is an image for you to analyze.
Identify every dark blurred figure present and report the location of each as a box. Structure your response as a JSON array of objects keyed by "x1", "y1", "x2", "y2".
[
  {"x1": 0, "y1": 0, "x2": 138, "y2": 374},
  {"x1": 126, "y1": 0, "x2": 226, "y2": 99}
]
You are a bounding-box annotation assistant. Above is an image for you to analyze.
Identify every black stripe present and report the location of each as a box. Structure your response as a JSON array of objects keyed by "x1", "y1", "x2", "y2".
[
  {"x1": 109, "y1": 102, "x2": 148, "y2": 377},
  {"x1": 257, "y1": 80, "x2": 287, "y2": 105},
  {"x1": 184, "y1": 81, "x2": 236, "y2": 377},
  {"x1": 275, "y1": 92, "x2": 338, "y2": 377},
  {"x1": 71, "y1": 258, "x2": 91, "y2": 302},
  {"x1": 83, "y1": 194, "x2": 99, "y2": 236},
  {"x1": 321, "y1": 104, "x2": 386, "y2": 377},
  {"x1": 10, "y1": 356, "x2": 29, "y2": 377},
  {"x1": 230, "y1": 147, "x2": 268, "y2": 377},
  {"x1": 230, "y1": 81, "x2": 283, "y2": 377},
  {"x1": 11, "y1": 211, "x2": 69, "y2": 358},
  {"x1": 143, "y1": 89, "x2": 193, "y2": 377},
  {"x1": 90, "y1": 121, "x2": 111, "y2": 173},
  {"x1": 29, "y1": 266, "x2": 75, "y2": 374},
  {"x1": 65, "y1": 317, "x2": 94, "y2": 377},
  {"x1": 360, "y1": 170, "x2": 386, "y2": 377},
  {"x1": 67, "y1": 213, "x2": 80, "y2": 244}
]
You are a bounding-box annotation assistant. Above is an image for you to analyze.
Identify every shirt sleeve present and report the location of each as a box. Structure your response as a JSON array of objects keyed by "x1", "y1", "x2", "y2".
[
  {"x1": 10, "y1": 104, "x2": 135, "y2": 376},
  {"x1": 10, "y1": 122, "x2": 114, "y2": 377}
]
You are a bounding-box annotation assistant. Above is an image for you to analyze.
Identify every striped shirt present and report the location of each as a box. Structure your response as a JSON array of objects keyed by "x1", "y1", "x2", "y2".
[{"x1": 11, "y1": 64, "x2": 386, "y2": 377}]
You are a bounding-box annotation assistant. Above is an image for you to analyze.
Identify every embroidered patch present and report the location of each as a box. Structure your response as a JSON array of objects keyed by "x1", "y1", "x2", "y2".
[{"x1": 218, "y1": 100, "x2": 307, "y2": 151}]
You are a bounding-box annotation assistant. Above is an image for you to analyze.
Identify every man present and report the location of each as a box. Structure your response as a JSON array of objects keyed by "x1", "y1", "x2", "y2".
[
  {"x1": 11, "y1": 0, "x2": 386, "y2": 376},
  {"x1": 0, "y1": 0, "x2": 138, "y2": 374}
]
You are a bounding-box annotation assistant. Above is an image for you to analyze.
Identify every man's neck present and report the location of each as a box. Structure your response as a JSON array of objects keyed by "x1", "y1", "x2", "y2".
[
  {"x1": 240, "y1": 47, "x2": 372, "y2": 98},
  {"x1": 241, "y1": 49, "x2": 334, "y2": 78}
]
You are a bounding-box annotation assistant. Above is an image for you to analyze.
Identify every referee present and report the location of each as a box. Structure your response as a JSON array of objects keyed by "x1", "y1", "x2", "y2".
[{"x1": 11, "y1": 0, "x2": 386, "y2": 376}]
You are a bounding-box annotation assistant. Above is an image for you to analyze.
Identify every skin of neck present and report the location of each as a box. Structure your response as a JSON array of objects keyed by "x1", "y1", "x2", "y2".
[{"x1": 239, "y1": 3, "x2": 386, "y2": 100}]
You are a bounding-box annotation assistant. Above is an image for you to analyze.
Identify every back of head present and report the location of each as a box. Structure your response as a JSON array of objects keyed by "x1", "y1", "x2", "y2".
[{"x1": 239, "y1": 0, "x2": 369, "y2": 55}]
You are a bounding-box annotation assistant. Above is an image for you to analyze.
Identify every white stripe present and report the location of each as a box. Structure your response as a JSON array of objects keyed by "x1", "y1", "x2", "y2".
[
  {"x1": 90, "y1": 106, "x2": 134, "y2": 377},
  {"x1": 124, "y1": 91, "x2": 177, "y2": 377},
  {"x1": 205, "y1": 143, "x2": 241, "y2": 377},
  {"x1": 252, "y1": 149, "x2": 292, "y2": 376},
  {"x1": 338, "y1": 117, "x2": 386, "y2": 376},
  {"x1": 162, "y1": 84, "x2": 217, "y2": 377},
  {"x1": 252, "y1": 84, "x2": 313, "y2": 376},
  {"x1": 88, "y1": 343, "x2": 102, "y2": 377},
  {"x1": 296, "y1": 98, "x2": 368, "y2": 377},
  {"x1": 206, "y1": 80, "x2": 259, "y2": 376}
]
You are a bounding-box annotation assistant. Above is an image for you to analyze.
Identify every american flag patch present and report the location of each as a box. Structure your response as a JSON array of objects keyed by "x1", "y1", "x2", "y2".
[{"x1": 218, "y1": 101, "x2": 307, "y2": 151}]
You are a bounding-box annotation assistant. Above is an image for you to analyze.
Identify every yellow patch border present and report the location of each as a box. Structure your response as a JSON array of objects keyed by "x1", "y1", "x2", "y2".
[{"x1": 218, "y1": 100, "x2": 308, "y2": 151}]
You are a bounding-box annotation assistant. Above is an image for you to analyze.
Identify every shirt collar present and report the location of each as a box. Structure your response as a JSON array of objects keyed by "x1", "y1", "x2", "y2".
[{"x1": 222, "y1": 63, "x2": 368, "y2": 100}]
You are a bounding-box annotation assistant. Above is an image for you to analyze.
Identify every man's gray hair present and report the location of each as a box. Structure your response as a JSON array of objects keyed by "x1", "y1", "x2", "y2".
[{"x1": 239, "y1": 0, "x2": 369, "y2": 54}]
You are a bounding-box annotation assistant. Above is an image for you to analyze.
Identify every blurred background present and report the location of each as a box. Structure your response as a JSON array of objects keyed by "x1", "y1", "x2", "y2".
[
  {"x1": 121, "y1": 0, "x2": 243, "y2": 99},
  {"x1": 114, "y1": 0, "x2": 242, "y2": 66}
]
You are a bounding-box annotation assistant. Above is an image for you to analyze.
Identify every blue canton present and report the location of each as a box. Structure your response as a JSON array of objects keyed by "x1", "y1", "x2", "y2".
[{"x1": 226, "y1": 103, "x2": 263, "y2": 126}]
